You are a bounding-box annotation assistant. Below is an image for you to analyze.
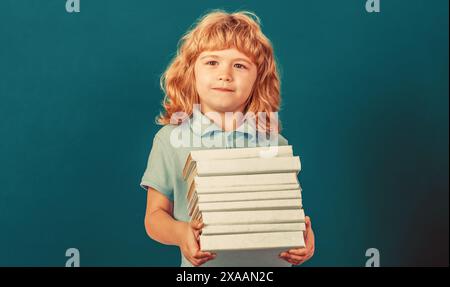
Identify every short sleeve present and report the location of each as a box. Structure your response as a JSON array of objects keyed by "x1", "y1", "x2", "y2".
[
  {"x1": 278, "y1": 134, "x2": 289, "y2": 146},
  {"x1": 140, "y1": 134, "x2": 175, "y2": 201}
]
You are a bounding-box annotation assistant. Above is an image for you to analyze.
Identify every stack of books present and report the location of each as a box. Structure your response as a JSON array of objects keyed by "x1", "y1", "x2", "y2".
[{"x1": 182, "y1": 145, "x2": 306, "y2": 267}]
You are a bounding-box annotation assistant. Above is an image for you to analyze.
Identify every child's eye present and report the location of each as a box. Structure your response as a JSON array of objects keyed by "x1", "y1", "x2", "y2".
[
  {"x1": 206, "y1": 61, "x2": 218, "y2": 66},
  {"x1": 234, "y1": 63, "x2": 247, "y2": 69}
]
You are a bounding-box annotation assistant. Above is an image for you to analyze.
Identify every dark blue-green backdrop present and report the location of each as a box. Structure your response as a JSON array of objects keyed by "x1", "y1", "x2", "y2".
[{"x1": 0, "y1": 0, "x2": 448, "y2": 266}]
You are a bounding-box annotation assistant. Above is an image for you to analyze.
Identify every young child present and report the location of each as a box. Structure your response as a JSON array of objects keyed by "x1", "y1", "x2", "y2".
[{"x1": 140, "y1": 10, "x2": 315, "y2": 267}]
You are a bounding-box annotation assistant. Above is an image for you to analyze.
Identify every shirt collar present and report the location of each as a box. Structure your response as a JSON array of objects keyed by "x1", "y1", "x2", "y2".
[{"x1": 190, "y1": 108, "x2": 257, "y2": 140}]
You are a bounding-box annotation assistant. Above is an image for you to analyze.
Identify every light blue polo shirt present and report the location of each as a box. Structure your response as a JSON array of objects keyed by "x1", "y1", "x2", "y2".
[{"x1": 140, "y1": 109, "x2": 289, "y2": 267}]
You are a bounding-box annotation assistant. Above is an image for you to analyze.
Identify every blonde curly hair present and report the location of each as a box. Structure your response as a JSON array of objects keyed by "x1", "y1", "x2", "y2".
[{"x1": 157, "y1": 10, "x2": 281, "y2": 133}]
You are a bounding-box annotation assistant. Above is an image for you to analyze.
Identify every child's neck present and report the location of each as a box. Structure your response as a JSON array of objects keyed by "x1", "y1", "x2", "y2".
[{"x1": 201, "y1": 107, "x2": 245, "y2": 132}]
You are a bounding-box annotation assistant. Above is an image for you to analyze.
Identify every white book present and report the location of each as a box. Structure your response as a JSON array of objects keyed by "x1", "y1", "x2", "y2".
[
  {"x1": 193, "y1": 172, "x2": 299, "y2": 187},
  {"x1": 193, "y1": 183, "x2": 300, "y2": 195},
  {"x1": 187, "y1": 183, "x2": 300, "y2": 203},
  {"x1": 202, "y1": 222, "x2": 306, "y2": 235},
  {"x1": 190, "y1": 190, "x2": 302, "y2": 216},
  {"x1": 186, "y1": 157, "x2": 301, "y2": 191},
  {"x1": 200, "y1": 231, "x2": 305, "y2": 251},
  {"x1": 187, "y1": 173, "x2": 300, "y2": 201},
  {"x1": 183, "y1": 146, "x2": 294, "y2": 179},
  {"x1": 193, "y1": 156, "x2": 301, "y2": 178},
  {"x1": 197, "y1": 189, "x2": 302, "y2": 203},
  {"x1": 193, "y1": 198, "x2": 302, "y2": 214},
  {"x1": 201, "y1": 209, "x2": 305, "y2": 225}
]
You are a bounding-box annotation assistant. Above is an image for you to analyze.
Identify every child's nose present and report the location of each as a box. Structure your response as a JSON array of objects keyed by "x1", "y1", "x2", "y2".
[
  {"x1": 218, "y1": 75, "x2": 231, "y2": 82},
  {"x1": 217, "y1": 65, "x2": 233, "y2": 82},
  {"x1": 218, "y1": 72, "x2": 232, "y2": 82}
]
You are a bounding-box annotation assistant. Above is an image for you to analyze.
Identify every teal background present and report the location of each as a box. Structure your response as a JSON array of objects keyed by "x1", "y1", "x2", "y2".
[{"x1": 0, "y1": 0, "x2": 448, "y2": 266}]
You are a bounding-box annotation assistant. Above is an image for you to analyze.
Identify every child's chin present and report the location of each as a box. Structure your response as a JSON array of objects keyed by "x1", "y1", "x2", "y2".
[
  {"x1": 214, "y1": 106, "x2": 240, "y2": 113},
  {"x1": 209, "y1": 103, "x2": 238, "y2": 113}
]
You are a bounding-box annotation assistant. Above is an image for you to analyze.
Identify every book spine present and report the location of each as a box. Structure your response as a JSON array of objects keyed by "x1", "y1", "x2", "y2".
[
  {"x1": 201, "y1": 209, "x2": 305, "y2": 225},
  {"x1": 196, "y1": 157, "x2": 301, "y2": 176},
  {"x1": 197, "y1": 198, "x2": 303, "y2": 212},
  {"x1": 202, "y1": 222, "x2": 306, "y2": 235},
  {"x1": 196, "y1": 189, "x2": 302, "y2": 203},
  {"x1": 190, "y1": 145, "x2": 293, "y2": 162},
  {"x1": 200, "y1": 231, "x2": 305, "y2": 251},
  {"x1": 194, "y1": 173, "x2": 299, "y2": 188}
]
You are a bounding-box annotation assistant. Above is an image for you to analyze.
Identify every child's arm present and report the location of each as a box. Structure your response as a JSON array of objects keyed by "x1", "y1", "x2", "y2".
[{"x1": 144, "y1": 187, "x2": 216, "y2": 266}]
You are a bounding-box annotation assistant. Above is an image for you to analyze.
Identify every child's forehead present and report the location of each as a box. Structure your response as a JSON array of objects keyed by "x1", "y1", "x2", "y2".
[{"x1": 197, "y1": 48, "x2": 255, "y2": 62}]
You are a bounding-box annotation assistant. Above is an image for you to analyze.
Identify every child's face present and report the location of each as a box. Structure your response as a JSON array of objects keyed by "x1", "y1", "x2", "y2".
[{"x1": 194, "y1": 48, "x2": 257, "y2": 114}]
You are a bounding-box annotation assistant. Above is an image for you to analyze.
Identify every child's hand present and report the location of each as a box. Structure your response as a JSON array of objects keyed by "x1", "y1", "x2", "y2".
[
  {"x1": 178, "y1": 220, "x2": 216, "y2": 266},
  {"x1": 279, "y1": 216, "x2": 315, "y2": 265}
]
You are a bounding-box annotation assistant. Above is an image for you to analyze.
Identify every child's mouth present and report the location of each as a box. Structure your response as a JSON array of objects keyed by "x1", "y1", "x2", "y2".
[{"x1": 212, "y1": 88, "x2": 234, "y2": 92}]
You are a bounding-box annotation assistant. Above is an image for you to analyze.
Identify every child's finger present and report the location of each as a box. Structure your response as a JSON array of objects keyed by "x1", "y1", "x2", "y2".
[
  {"x1": 306, "y1": 244, "x2": 315, "y2": 257},
  {"x1": 307, "y1": 244, "x2": 315, "y2": 257},
  {"x1": 285, "y1": 257, "x2": 300, "y2": 265},
  {"x1": 186, "y1": 254, "x2": 201, "y2": 267},
  {"x1": 281, "y1": 251, "x2": 304, "y2": 261},
  {"x1": 303, "y1": 227, "x2": 314, "y2": 250},
  {"x1": 280, "y1": 252, "x2": 304, "y2": 263},
  {"x1": 287, "y1": 249, "x2": 308, "y2": 256},
  {"x1": 196, "y1": 258, "x2": 208, "y2": 266},
  {"x1": 304, "y1": 222, "x2": 313, "y2": 241},
  {"x1": 305, "y1": 216, "x2": 311, "y2": 227},
  {"x1": 198, "y1": 254, "x2": 217, "y2": 265},
  {"x1": 279, "y1": 255, "x2": 290, "y2": 263},
  {"x1": 280, "y1": 252, "x2": 297, "y2": 265},
  {"x1": 193, "y1": 229, "x2": 201, "y2": 239},
  {"x1": 305, "y1": 229, "x2": 315, "y2": 251},
  {"x1": 197, "y1": 258, "x2": 212, "y2": 266},
  {"x1": 193, "y1": 250, "x2": 215, "y2": 260},
  {"x1": 190, "y1": 220, "x2": 204, "y2": 230},
  {"x1": 292, "y1": 246, "x2": 314, "y2": 263},
  {"x1": 286, "y1": 253, "x2": 305, "y2": 262},
  {"x1": 204, "y1": 253, "x2": 217, "y2": 260},
  {"x1": 191, "y1": 258, "x2": 203, "y2": 267}
]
